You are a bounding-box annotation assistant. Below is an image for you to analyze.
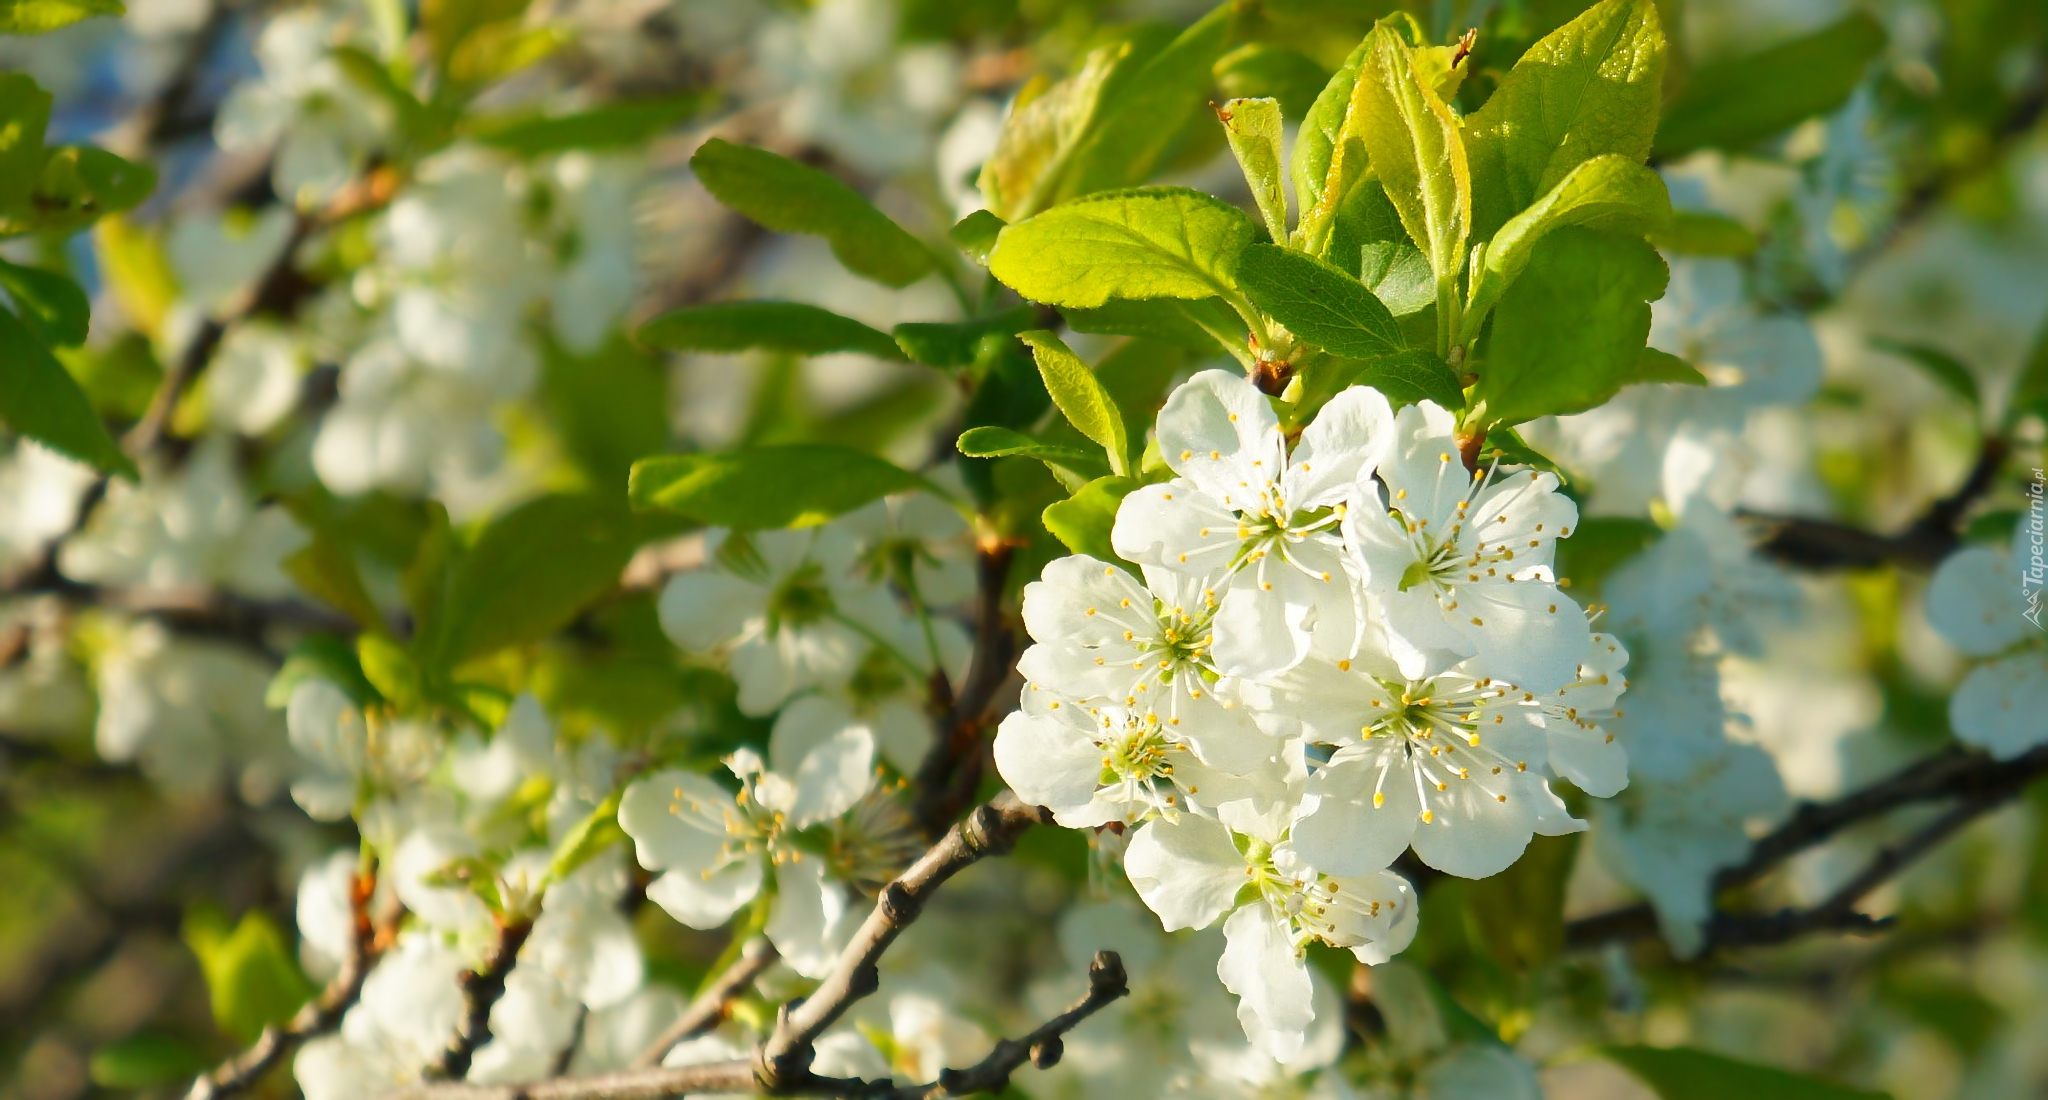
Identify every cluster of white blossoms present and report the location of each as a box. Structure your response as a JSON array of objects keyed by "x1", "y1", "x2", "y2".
[
  {"x1": 996, "y1": 370, "x2": 1629, "y2": 1058},
  {"x1": 614, "y1": 493, "x2": 974, "y2": 974}
]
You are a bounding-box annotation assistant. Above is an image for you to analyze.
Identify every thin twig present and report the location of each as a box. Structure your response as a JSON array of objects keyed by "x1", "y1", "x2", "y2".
[
  {"x1": 187, "y1": 863, "x2": 382, "y2": 1100},
  {"x1": 912, "y1": 541, "x2": 1019, "y2": 835},
  {"x1": 631, "y1": 937, "x2": 779, "y2": 1068},
  {"x1": 373, "y1": 946, "x2": 1123, "y2": 1100},
  {"x1": 1566, "y1": 741, "x2": 2048, "y2": 950},
  {"x1": 1746, "y1": 436, "x2": 2008, "y2": 571},
  {"x1": 430, "y1": 917, "x2": 538, "y2": 1081}
]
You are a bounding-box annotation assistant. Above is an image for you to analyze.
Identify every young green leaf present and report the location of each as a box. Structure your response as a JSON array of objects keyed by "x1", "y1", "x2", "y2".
[
  {"x1": 1219, "y1": 97, "x2": 1288, "y2": 242},
  {"x1": 1600, "y1": 1045, "x2": 1893, "y2": 1100},
  {"x1": 183, "y1": 909, "x2": 316, "y2": 1045},
  {"x1": 1057, "y1": 3, "x2": 1236, "y2": 203},
  {"x1": 690, "y1": 139, "x2": 934, "y2": 288},
  {"x1": 6, "y1": 145, "x2": 156, "y2": 235},
  {"x1": 1215, "y1": 43, "x2": 1329, "y2": 119},
  {"x1": 1235, "y1": 242, "x2": 1403, "y2": 360},
  {"x1": 956, "y1": 426, "x2": 1110, "y2": 481},
  {"x1": 428, "y1": 494, "x2": 671, "y2": 668},
  {"x1": 988, "y1": 187, "x2": 1256, "y2": 310},
  {"x1": 1631, "y1": 347, "x2": 1709, "y2": 387},
  {"x1": 1042, "y1": 475, "x2": 1139, "y2": 561},
  {"x1": 1062, "y1": 298, "x2": 1246, "y2": 357},
  {"x1": 1465, "y1": 0, "x2": 1666, "y2": 243},
  {"x1": 1867, "y1": 338, "x2": 1977, "y2": 409},
  {"x1": 630, "y1": 445, "x2": 927, "y2": 529},
  {"x1": 469, "y1": 93, "x2": 706, "y2": 155},
  {"x1": 0, "y1": 0, "x2": 124, "y2": 34},
  {"x1": 0, "y1": 259, "x2": 89, "y2": 346},
  {"x1": 1654, "y1": 13, "x2": 1886, "y2": 159},
  {"x1": 1475, "y1": 228, "x2": 1669, "y2": 426},
  {"x1": 1290, "y1": 37, "x2": 1369, "y2": 254},
  {"x1": 892, "y1": 307, "x2": 1036, "y2": 367},
  {"x1": 1018, "y1": 329, "x2": 1131, "y2": 476},
  {"x1": 977, "y1": 40, "x2": 1130, "y2": 222},
  {"x1": 1651, "y1": 210, "x2": 1761, "y2": 256},
  {"x1": 540, "y1": 330, "x2": 670, "y2": 486},
  {"x1": 1345, "y1": 21, "x2": 1471, "y2": 284},
  {"x1": 1358, "y1": 239, "x2": 1435, "y2": 315},
  {"x1": 948, "y1": 209, "x2": 1006, "y2": 265},
  {"x1": 639, "y1": 300, "x2": 906, "y2": 360},
  {"x1": 0, "y1": 306, "x2": 135, "y2": 478},
  {"x1": 0, "y1": 74, "x2": 51, "y2": 215},
  {"x1": 1354, "y1": 348, "x2": 1465, "y2": 409},
  {"x1": 1463, "y1": 155, "x2": 1672, "y2": 336}
]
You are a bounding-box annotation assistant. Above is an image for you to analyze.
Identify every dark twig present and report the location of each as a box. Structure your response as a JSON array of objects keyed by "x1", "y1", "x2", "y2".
[
  {"x1": 187, "y1": 863, "x2": 382, "y2": 1100},
  {"x1": 430, "y1": 918, "x2": 538, "y2": 1081},
  {"x1": 912, "y1": 541, "x2": 1020, "y2": 835},
  {"x1": 1746, "y1": 436, "x2": 2008, "y2": 570},
  {"x1": 631, "y1": 937, "x2": 779, "y2": 1068},
  {"x1": 1566, "y1": 741, "x2": 2048, "y2": 951},
  {"x1": 374, "y1": 947, "x2": 1123, "y2": 1100}
]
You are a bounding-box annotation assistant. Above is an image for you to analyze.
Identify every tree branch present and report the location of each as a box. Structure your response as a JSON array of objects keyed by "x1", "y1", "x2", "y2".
[
  {"x1": 1566, "y1": 741, "x2": 2048, "y2": 951},
  {"x1": 630, "y1": 936, "x2": 779, "y2": 1068},
  {"x1": 186, "y1": 862, "x2": 382, "y2": 1100},
  {"x1": 373, "y1": 947, "x2": 1124, "y2": 1100},
  {"x1": 912, "y1": 540, "x2": 1019, "y2": 835},
  {"x1": 430, "y1": 917, "x2": 538, "y2": 1081},
  {"x1": 1745, "y1": 436, "x2": 2008, "y2": 571}
]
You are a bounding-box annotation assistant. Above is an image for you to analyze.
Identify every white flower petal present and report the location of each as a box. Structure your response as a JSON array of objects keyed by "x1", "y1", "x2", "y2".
[{"x1": 1123, "y1": 816, "x2": 1246, "y2": 931}]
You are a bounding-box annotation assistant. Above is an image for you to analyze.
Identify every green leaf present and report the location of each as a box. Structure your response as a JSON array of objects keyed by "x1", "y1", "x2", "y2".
[
  {"x1": 1019, "y1": 330, "x2": 1131, "y2": 477},
  {"x1": 1358, "y1": 238, "x2": 1435, "y2": 315},
  {"x1": 0, "y1": 306, "x2": 135, "y2": 477},
  {"x1": 976, "y1": 39, "x2": 1132, "y2": 222},
  {"x1": 470, "y1": 93, "x2": 706, "y2": 155},
  {"x1": 1062, "y1": 297, "x2": 1244, "y2": 356},
  {"x1": 1344, "y1": 21, "x2": 1471, "y2": 283},
  {"x1": 0, "y1": 0, "x2": 122, "y2": 34},
  {"x1": 956, "y1": 426, "x2": 1109, "y2": 481},
  {"x1": 2010, "y1": 311, "x2": 2048, "y2": 428},
  {"x1": 420, "y1": 0, "x2": 525, "y2": 66},
  {"x1": 1058, "y1": 4, "x2": 1236, "y2": 203},
  {"x1": 639, "y1": 300, "x2": 905, "y2": 360},
  {"x1": 630, "y1": 445, "x2": 926, "y2": 529},
  {"x1": 1235, "y1": 242, "x2": 1402, "y2": 360},
  {"x1": 283, "y1": 530, "x2": 384, "y2": 633},
  {"x1": 1354, "y1": 348, "x2": 1465, "y2": 410},
  {"x1": 1042, "y1": 476, "x2": 1139, "y2": 561},
  {"x1": 892, "y1": 307, "x2": 1035, "y2": 368},
  {"x1": 1600, "y1": 1046, "x2": 1893, "y2": 1100},
  {"x1": 948, "y1": 209, "x2": 1005, "y2": 265},
  {"x1": 989, "y1": 187, "x2": 1256, "y2": 310},
  {"x1": 1215, "y1": 43, "x2": 1328, "y2": 119},
  {"x1": 329, "y1": 45, "x2": 426, "y2": 132},
  {"x1": 1464, "y1": 155, "x2": 1672, "y2": 334},
  {"x1": 1653, "y1": 13, "x2": 1886, "y2": 159},
  {"x1": 183, "y1": 909, "x2": 316, "y2": 1045},
  {"x1": 1219, "y1": 97, "x2": 1288, "y2": 242},
  {"x1": 8, "y1": 145, "x2": 156, "y2": 236},
  {"x1": 1466, "y1": 0, "x2": 1667, "y2": 244},
  {"x1": 540, "y1": 329, "x2": 670, "y2": 485},
  {"x1": 0, "y1": 258, "x2": 89, "y2": 346},
  {"x1": 0, "y1": 74, "x2": 52, "y2": 215},
  {"x1": 1290, "y1": 36, "x2": 1370, "y2": 254},
  {"x1": 266, "y1": 635, "x2": 381, "y2": 709},
  {"x1": 1476, "y1": 228, "x2": 1669, "y2": 426},
  {"x1": 88, "y1": 1033, "x2": 208, "y2": 1089},
  {"x1": 690, "y1": 138, "x2": 934, "y2": 288},
  {"x1": 1866, "y1": 338, "x2": 1977, "y2": 409},
  {"x1": 1631, "y1": 346, "x2": 1709, "y2": 387},
  {"x1": 1650, "y1": 210, "x2": 1760, "y2": 256},
  {"x1": 357, "y1": 633, "x2": 423, "y2": 711},
  {"x1": 429, "y1": 494, "x2": 664, "y2": 668}
]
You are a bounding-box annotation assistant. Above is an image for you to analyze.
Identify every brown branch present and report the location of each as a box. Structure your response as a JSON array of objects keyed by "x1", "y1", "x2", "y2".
[
  {"x1": 186, "y1": 862, "x2": 382, "y2": 1100},
  {"x1": 1746, "y1": 435, "x2": 2007, "y2": 570},
  {"x1": 373, "y1": 948, "x2": 1124, "y2": 1100},
  {"x1": 375, "y1": 795, "x2": 1060, "y2": 1100},
  {"x1": 1566, "y1": 741, "x2": 2048, "y2": 951},
  {"x1": 912, "y1": 541, "x2": 1019, "y2": 835},
  {"x1": 630, "y1": 936, "x2": 779, "y2": 1068},
  {"x1": 430, "y1": 917, "x2": 538, "y2": 1081}
]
